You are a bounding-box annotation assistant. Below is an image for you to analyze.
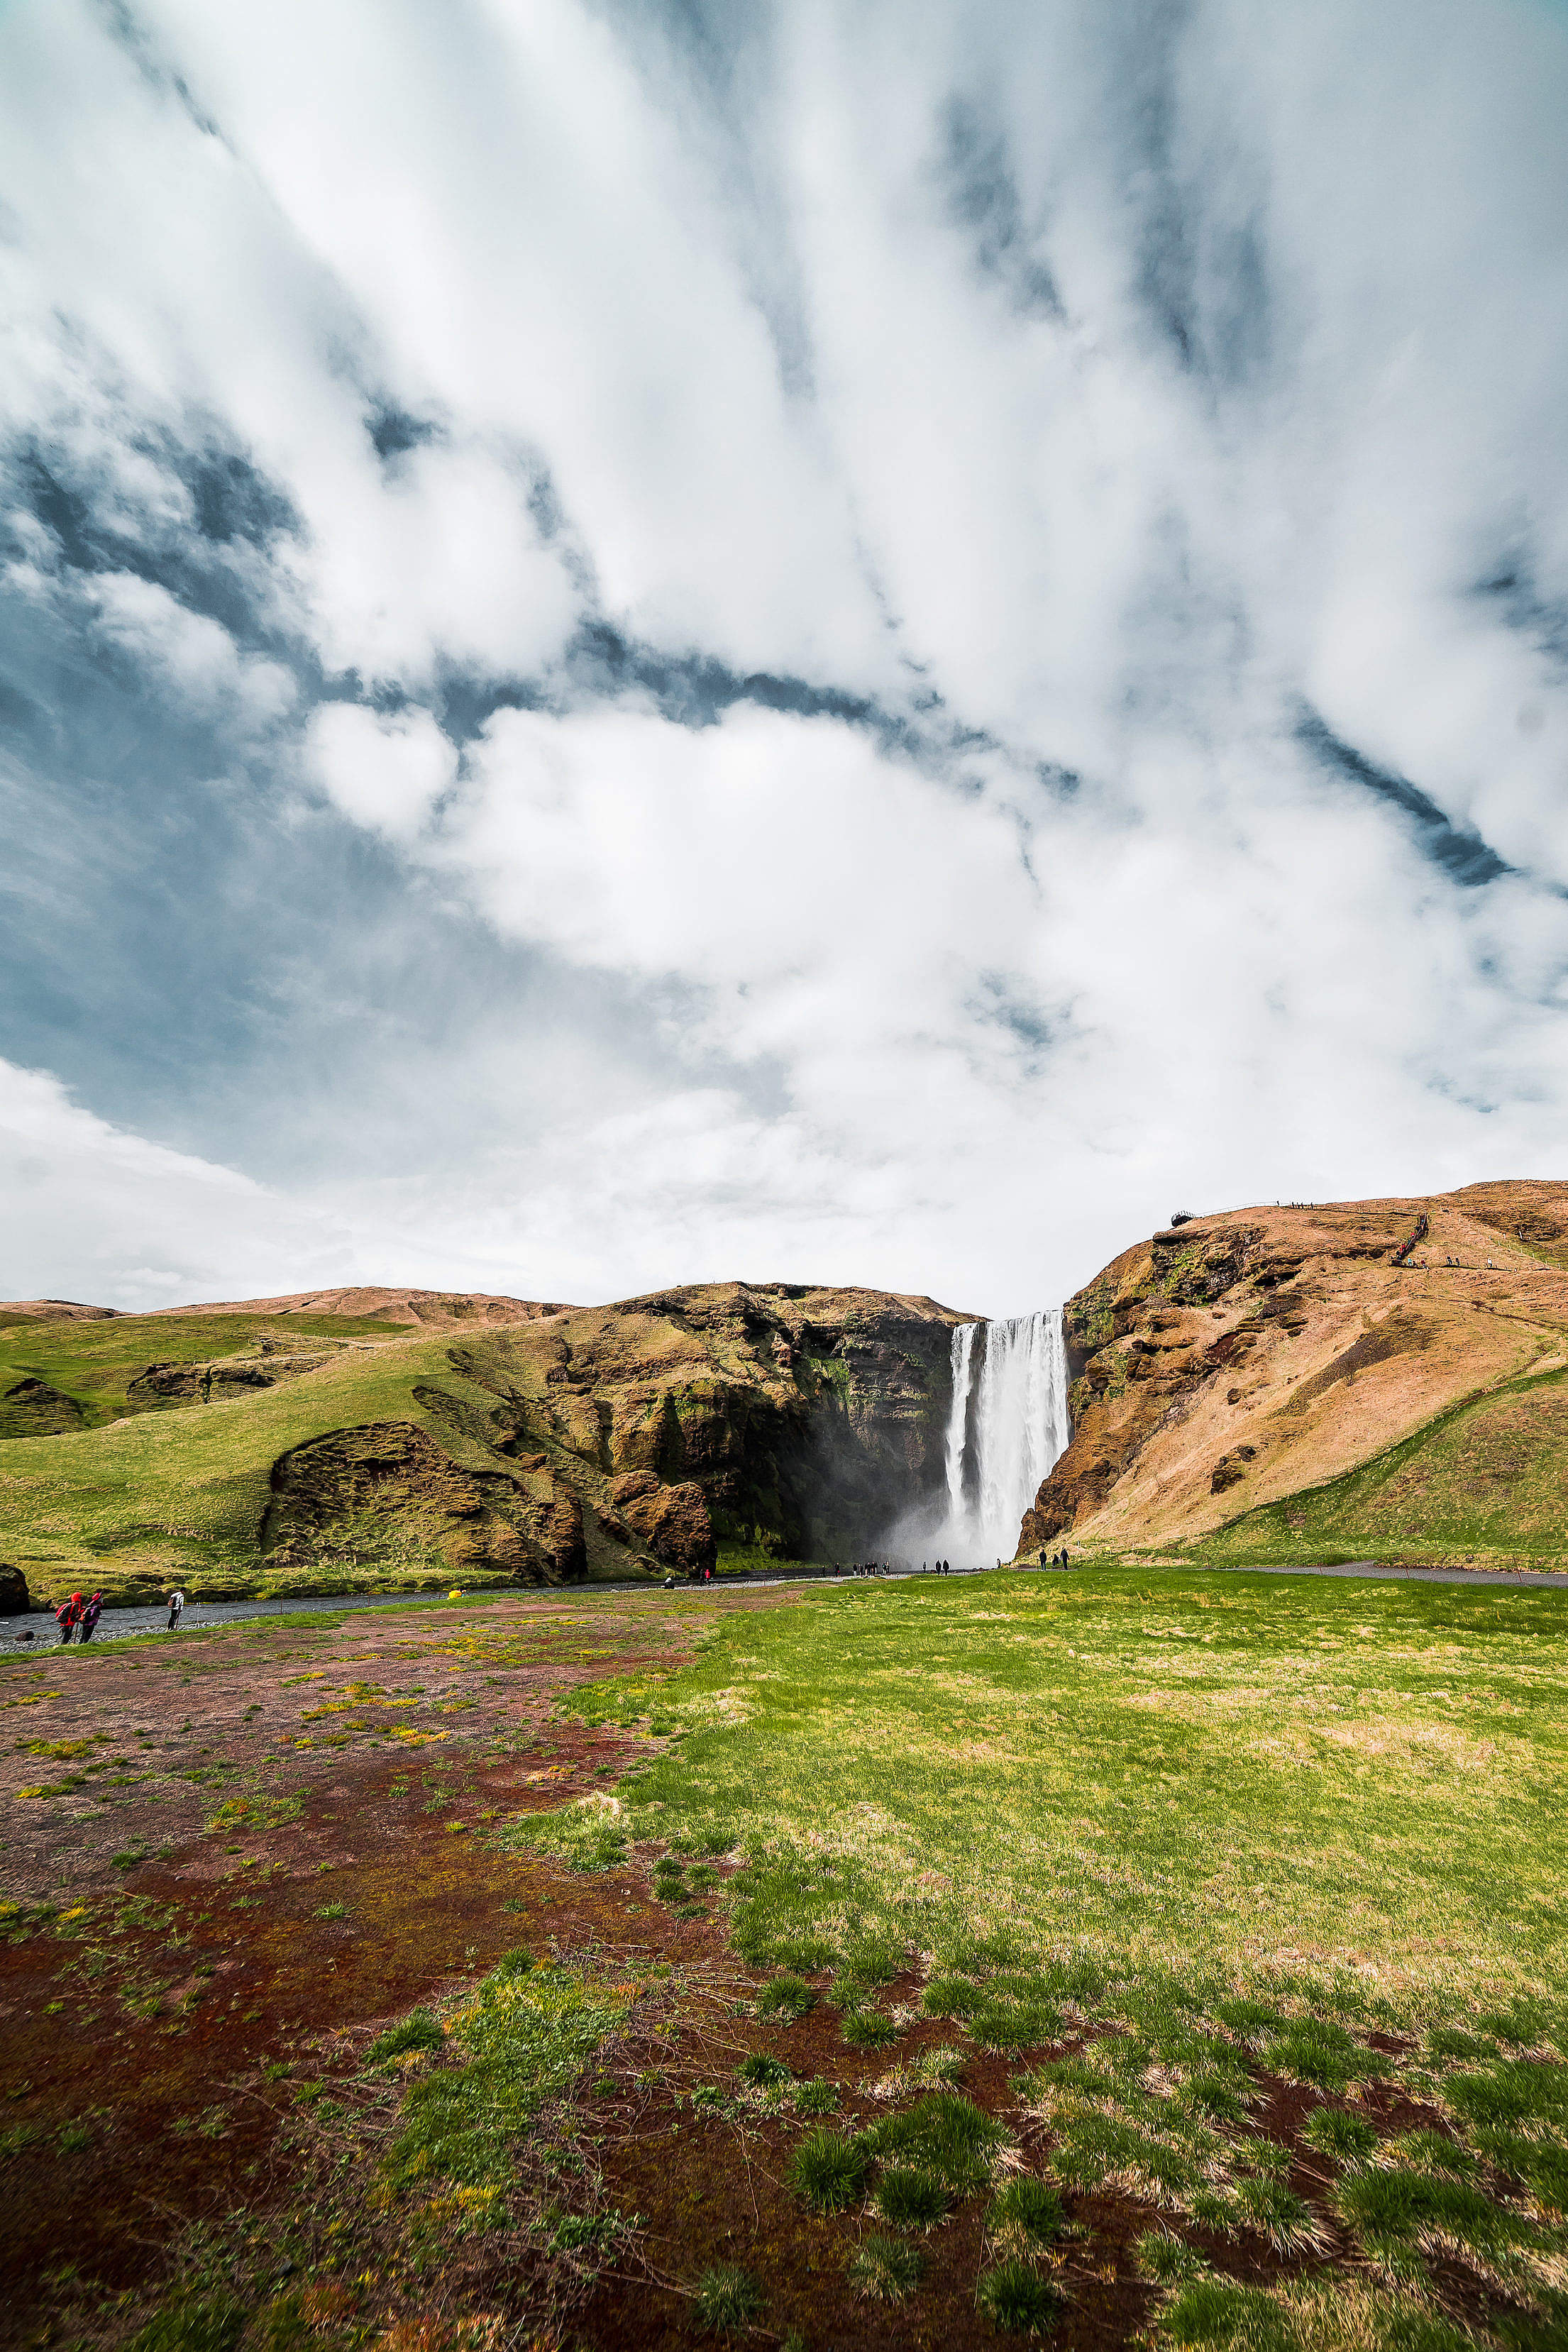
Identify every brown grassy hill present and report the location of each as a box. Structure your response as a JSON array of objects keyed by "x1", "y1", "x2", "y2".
[
  {"x1": 145, "y1": 1285, "x2": 573, "y2": 1325},
  {"x1": 1020, "y1": 1178, "x2": 1568, "y2": 1567},
  {"x1": 0, "y1": 1298, "x2": 121, "y2": 1323}
]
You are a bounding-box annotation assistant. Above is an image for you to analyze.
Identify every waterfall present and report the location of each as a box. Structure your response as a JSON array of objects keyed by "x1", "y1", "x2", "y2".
[
  {"x1": 935, "y1": 1309, "x2": 1070, "y2": 1561},
  {"x1": 943, "y1": 1320, "x2": 978, "y2": 1523}
]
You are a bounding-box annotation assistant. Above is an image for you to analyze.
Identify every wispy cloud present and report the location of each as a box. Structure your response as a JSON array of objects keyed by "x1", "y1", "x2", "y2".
[{"x1": 1, "y1": 0, "x2": 1566, "y2": 1313}]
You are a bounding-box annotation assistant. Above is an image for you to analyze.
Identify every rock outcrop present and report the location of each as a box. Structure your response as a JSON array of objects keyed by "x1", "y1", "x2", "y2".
[
  {"x1": 608, "y1": 1472, "x2": 716, "y2": 1575},
  {"x1": 420, "y1": 1281, "x2": 968, "y2": 1568},
  {"x1": 260, "y1": 1420, "x2": 587, "y2": 1584},
  {"x1": 0, "y1": 1378, "x2": 87, "y2": 1440},
  {"x1": 243, "y1": 1280, "x2": 966, "y2": 1586},
  {"x1": 125, "y1": 1347, "x2": 333, "y2": 1411},
  {"x1": 1019, "y1": 1181, "x2": 1568, "y2": 1557}
]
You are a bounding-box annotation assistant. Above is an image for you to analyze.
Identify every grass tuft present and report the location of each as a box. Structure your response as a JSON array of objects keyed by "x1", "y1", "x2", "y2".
[
  {"x1": 864, "y1": 2090, "x2": 1002, "y2": 2193},
  {"x1": 975, "y1": 2258, "x2": 1061, "y2": 2335},
  {"x1": 737, "y1": 2053, "x2": 792, "y2": 2090},
  {"x1": 756, "y1": 1972, "x2": 818, "y2": 2023},
  {"x1": 1302, "y1": 2109, "x2": 1379, "y2": 2168},
  {"x1": 1134, "y1": 2229, "x2": 1208, "y2": 2285},
  {"x1": 848, "y1": 2232, "x2": 923, "y2": 2301},
  {"x1": 692, "y1": 2263, "x2": 763, "y2": 2335},
  {"x1": 787, "y1": 2127, "x2": 871, "y2": 2212},
  {"x1": 921, "y1": 1974, "x2": 984, "y2": 2019},
  {"x1": 365, "y1": 2009, "x2": 445, "y2": 2067},
  {"x1": 124, "y1": 2299, "x2": 247, "y2": 2352},
  {"x1": 988, "y1": 2175, "x2": 1067, "y2": 2248},
  {"x1": 875, "y1": 2165, "x2": 950, "y2": 2229},
  {"x1": 841, "y1": 2008, "x2": 898, "y2": 2050}
]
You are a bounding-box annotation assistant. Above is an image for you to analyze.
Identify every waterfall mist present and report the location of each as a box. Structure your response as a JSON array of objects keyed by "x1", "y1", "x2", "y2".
[{"x1": 918, "y1": 1310, "x2": 1071, "y2": 1562}]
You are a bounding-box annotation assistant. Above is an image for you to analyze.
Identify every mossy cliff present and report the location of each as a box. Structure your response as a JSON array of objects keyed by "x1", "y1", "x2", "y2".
[{"x1": 0, "y1": 1282, "x2": 967, "y2": 1603}]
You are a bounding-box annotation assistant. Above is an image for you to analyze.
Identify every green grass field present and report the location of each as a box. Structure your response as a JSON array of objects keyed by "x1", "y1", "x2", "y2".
[
  {"x1": 1193, "y1": 1367, "x2": 1568, "y2": 1570},
  {"x1": 513, "y1": 1567, "x2": 1568, "y2": 2346},
  {"x1": 553, "y1": 1567, "x2": 1567, "y2": 2006}
]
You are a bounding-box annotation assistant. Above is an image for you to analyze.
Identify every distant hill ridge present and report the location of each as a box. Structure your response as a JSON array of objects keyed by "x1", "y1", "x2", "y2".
[{"x1": 0, "y1": 1286, "x2": 573, "y2": 1327}]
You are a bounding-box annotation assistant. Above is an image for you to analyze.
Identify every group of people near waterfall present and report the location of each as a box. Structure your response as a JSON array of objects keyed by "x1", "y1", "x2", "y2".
[
  {"x1": 48, "y1": 1587, "x2": 186, "y2": 1641},
  {"x1": 52, "y1": 1591, "x2": 104, "y2": 1642}
]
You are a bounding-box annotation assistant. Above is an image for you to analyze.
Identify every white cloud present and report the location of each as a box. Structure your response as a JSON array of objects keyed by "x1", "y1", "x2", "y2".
[
  {"x1": 307, "y1": 702, "x2": 458, "y2": 841},
  {"x1": 0, "y1": 1061, "x2": 355, "y2": 1312},
  {"x1": 1, "y1": 0, "x2": 1566, "y2": 1318}
]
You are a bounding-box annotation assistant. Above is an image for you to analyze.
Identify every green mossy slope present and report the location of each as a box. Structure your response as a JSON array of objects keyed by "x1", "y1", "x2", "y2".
[
  {"x1": 0, "y1": 1329, "x2": 524, "y2": 1601},
  {"x1": 0, "y1": 1309, "x2": 405, "y2": 1432},
  {"x1": 1193, "y1": 1364, "x2": 1568, "y2": 1569}
]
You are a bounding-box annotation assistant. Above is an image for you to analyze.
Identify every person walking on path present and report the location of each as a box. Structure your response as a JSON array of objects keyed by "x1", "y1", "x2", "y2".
[
  {"x1": 55, "y1": 1592, "x2": 82, "y2": 1643},
  {"x1": 79, "y1": 1592, "x2": 104, "y2": 1642},
  {"x1": 166, "y1": 1588, "x2": 185, "y2": 1632}
]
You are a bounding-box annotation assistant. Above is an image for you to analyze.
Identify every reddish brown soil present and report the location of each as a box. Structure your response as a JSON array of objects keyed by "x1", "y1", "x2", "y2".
[
  {"x1": 0, "y1": 1596, "x2": 712, "y2": 2339},
  {"x1": 0, "y1": 1591, "x2": 1532, "y2": 2352}
]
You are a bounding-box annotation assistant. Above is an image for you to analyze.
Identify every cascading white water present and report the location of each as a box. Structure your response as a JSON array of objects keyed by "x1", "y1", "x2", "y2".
[
  {"x1": 936, "y1": 1310, "x2": 1071, "y2": 1561},
  {"x1": 943, "y1": 1320, "x2": 978, "y2": 1524}
]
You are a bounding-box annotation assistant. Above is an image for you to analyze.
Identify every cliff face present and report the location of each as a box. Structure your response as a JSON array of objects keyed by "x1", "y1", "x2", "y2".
[
  {"x1": 1019, "y1": 1181, "x2": 1568, "y2": 1561},
  {"x1": 0, "y1": 1279, "x2": 969, "y2": 1600},
  {"x1": 406, "y1": 1281, "x2": 968, "y2": 1575}
]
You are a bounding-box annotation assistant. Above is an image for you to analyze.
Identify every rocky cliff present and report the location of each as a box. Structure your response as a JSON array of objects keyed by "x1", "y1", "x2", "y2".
[
  {"x1": 1019, "y1": 1180, "x2": 1568, "y2": 1564},
  {"x1": 0, "y1": 1280, "x2": 969, "y2": 1601},
  {"x1": 402, "y1": 1281, "x2": 968, "y2": 1577}
]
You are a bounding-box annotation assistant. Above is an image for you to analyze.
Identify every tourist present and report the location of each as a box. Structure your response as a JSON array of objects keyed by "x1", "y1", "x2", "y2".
[
  {"x1": 166, "y1": 1587, "x2": 185, "y2": 1632},
  {"x1": 55, "y1": 1591, "x2": 82, "y2": 1643},
  {"x1": 79, "y1": 1592, "x2": 104, "y2": 1642}
]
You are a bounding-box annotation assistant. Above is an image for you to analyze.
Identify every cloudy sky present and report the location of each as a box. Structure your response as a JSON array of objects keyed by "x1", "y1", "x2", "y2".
[{"x1": 2, "y1": 0, "x2": 1567, "y2": 1317}]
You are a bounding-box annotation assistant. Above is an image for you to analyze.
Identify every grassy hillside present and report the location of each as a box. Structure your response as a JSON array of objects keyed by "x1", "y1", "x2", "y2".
[
  {"x1": 1025, "y1": 1180, "x2": 1568, "y2": 1567},
  {"x1": 0, "y1": 1330, "x2": 529, "y2": 1603},
  {"x1": 0, "y1": 1283, "x2": 962, "y2": 1606},
  {"x1": 0, "y1": 1307, "x2": 408, "y2": 1432},
  {"x1": 1193, "y1": 1361, "x2": 1568, "y2": 1568}
]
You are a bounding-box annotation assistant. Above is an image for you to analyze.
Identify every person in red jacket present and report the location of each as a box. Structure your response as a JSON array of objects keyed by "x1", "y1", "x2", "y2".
[
  {"x1": 79, "y1": 1592, "x2": 104, "y2": 1642},
  {"x1": 55, "y1": 1592, "x2": 82, "y2": 1644}
]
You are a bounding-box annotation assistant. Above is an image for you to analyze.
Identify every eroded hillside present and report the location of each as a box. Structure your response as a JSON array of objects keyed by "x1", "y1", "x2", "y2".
[
  {"x1": 0, "y1": 1282, "x2": 966, "y2": 1604},
  {"x1": 1020, "y1": 1180, "x2": 1568, "y2": 1566}
]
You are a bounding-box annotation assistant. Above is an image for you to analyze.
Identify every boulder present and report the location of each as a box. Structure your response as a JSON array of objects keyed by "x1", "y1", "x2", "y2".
[{"x1": 0, "y1": 1562, "x2": 29, "y2": 1613}]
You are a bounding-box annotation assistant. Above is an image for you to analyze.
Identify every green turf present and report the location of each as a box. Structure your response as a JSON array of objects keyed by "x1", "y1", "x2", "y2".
[
  {"x1": 1186, "y1": 1365, "x2": 1568, "y2": 1569},
  {"x1": 548, "y1": 1567, "x2": 1568, "y2": 2006},
  {"x1": 526, "y1": 1568, "x2": 1568, "y2": 2341}
]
